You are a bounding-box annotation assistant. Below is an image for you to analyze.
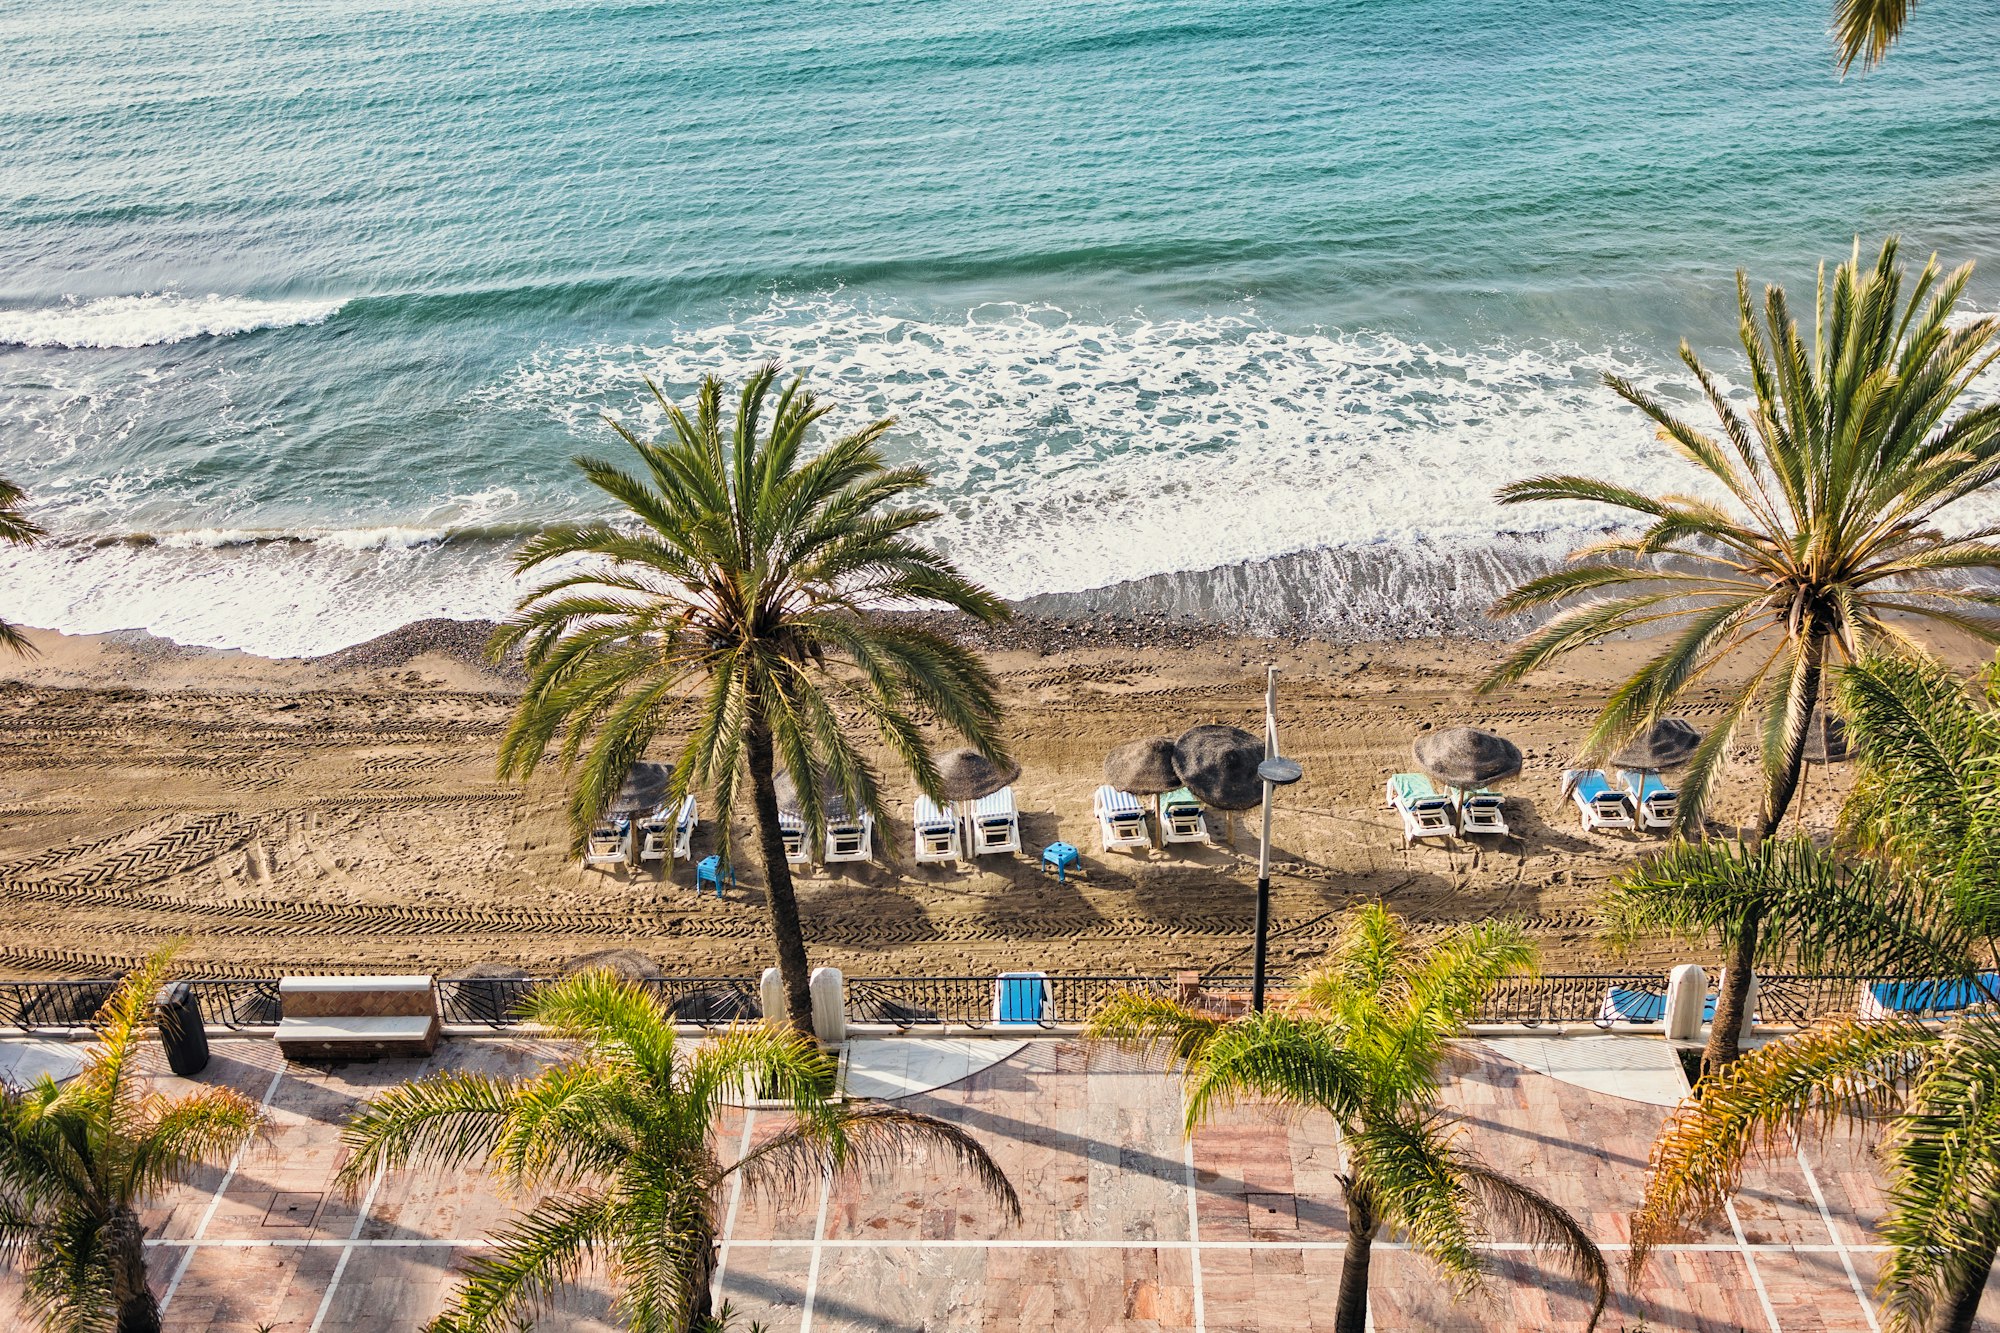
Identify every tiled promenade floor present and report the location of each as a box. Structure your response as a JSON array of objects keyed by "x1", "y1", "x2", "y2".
[{"x1": 1, "y1": 1034, "x2": 1992, "y2": 1331}]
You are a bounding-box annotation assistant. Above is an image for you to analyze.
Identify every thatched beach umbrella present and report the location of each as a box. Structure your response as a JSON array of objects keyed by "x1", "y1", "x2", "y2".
[
  {"x1": 1173, "y1": 725, "x2": 1266, "y2": 811},
  {"x1": 1414, "y1": 726, "x2": 1522, "y2": 790},
  {"x1": 1105, "y1": 736, "x2": 1181, "y2": 795},
  {"x1": 608, "y1": 761, "x2": 672, "y2": 816},
  {"x1": 1610, "y1": 718, "x2": 1702, "y2": 772},
  {"x1": 565, "y1": 948, "x2": 662, "y2": 981},
  {"x1": 934, "y1": 748, "x2": 1020, "y2": 802}
]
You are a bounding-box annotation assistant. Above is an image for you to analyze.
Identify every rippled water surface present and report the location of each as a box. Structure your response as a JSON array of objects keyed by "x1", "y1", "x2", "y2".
[{"x1": 4, "y1": 0, "x2": 1999, "y2": 652}]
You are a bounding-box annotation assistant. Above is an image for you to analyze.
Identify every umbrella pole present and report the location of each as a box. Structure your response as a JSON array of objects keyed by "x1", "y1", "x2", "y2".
[{"x1": 1253, "y1": 665, "x2": 1279, "y2": 1013}]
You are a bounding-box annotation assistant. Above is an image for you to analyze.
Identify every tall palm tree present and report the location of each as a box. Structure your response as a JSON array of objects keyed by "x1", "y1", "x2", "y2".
[
  {"x1": 340, "y1": 971, "x2": 1020, "y2": 1333},
  {"x1": 1835, "y1": 0, "x2": 1919, "y2": 72},
  {"x1": 493, "y1": 366, "x2": 1010, "y2": 1032},
  {"x1": 1087, "y1": 904, "x2": 1610, "y2": 1333},
  {"x1": 1604, "y1": 833, "x2": 1977, "y2": 1072},
  {"x1": 1484, "y1": 237, "x2": 2000, "y2": 842},
  {"x1": 0, "y1": 952, "x2": 262, "y2": 1332},
  {"x1": 0, "y1": 476, "x2": 44, "y2": 655},
  {"x1": 1632, "y1": 1010, "x2": 2000, "y2": 1333}
]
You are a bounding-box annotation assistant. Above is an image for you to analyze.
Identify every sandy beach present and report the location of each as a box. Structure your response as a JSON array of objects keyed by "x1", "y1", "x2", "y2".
[{"x1": 0, "y1": 612, "x2": 1927, "y2": 984}]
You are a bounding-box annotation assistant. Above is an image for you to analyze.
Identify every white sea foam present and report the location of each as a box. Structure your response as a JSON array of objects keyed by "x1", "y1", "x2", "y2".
[
  {"x1": 0, "y1": 292, "x2": 346, "y2": 349},
  {"x1": 495, "y1": 296, "x2": 1712, "y2": 606},
  {"x1": 13, "y1": 295, "x2": 2000, "y2": 657}
]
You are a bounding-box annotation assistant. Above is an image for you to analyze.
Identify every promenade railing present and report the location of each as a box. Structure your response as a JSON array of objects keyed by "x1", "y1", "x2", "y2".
[{"x1": 0, "y1": 971, "x2": 1990, "y2": 1033}]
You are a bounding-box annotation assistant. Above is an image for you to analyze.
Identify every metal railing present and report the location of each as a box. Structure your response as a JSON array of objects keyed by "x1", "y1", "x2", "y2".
[
  {"x1": 184, "y1": 979, "x2": 283, "y2": 1029},
  {"x1": 0, "y1": 979, "x2": 120, "y2": 1030},
  {"x1": 2, "y1": 971, "x2": 1995, "y2": 1035}
]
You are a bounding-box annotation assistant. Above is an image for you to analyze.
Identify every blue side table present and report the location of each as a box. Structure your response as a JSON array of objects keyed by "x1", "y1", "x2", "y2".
[
  {"x1": 695, "y1": 856, "x2": 734, "y2": 899},
  {"x1": 1040, "y1": 841, "x2": 1080, "y2": 885}
]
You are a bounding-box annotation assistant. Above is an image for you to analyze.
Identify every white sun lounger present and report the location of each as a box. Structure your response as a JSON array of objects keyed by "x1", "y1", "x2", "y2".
[
  {"x1": 822, "y1": 798, "x2": 874, "y2": 864},
  {"x1": 778, "y1": 810, "x2": 812, "y2": 865},
  {"x1": 1157, "y1": 786, "x2": 1209, "y2": 845},
  {"x1": 584, "y1": 818, "x2": 629, "y2": 866},
  {"x1": 1563, "y1": 770, "x2": 1634, "y2": 832},
  {"x1": 913, "y1": 794, "x2": 961, "y2": 863},
  {"x1": 1385, "y1": 773, "x2": 1455, "y2": 847},
  {"x1": 1095, "y1": 785, "x2": 1151, "y2": 852},
  {"x1": 637, "y1": 794, "x2": 697, "y2": 863},
  {"x1": 965, "y1": 788, "x2": 1021, "y2": 857},
  {"x1": 1618, "y1": 770, "x2": 1677, "y2": 832},
  {"x1": 1458, "y1": 788, "x2": 1509, "y2": 837},
  {"x1": 672, "y1": 794, "x2": 698, "y2": 859}
]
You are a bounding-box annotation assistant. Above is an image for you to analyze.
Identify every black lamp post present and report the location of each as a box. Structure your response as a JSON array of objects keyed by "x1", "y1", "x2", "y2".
[{"x1": 1252, "y1": 660, "x2": 1304, "y2": 1012}]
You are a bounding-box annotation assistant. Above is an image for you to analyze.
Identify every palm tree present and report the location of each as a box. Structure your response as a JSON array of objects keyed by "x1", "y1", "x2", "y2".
[
  {"x1": 1604, "y1": 833, "x2": 1977, "y2": 1073},
  {"x1": 0, "y1": 952, "x2": 262, "y2": 1332},
  {"x1": 339, "y1": 971, "x2": 1020, "y2": 1333},
  {"x1": 1632, "y1": 1009, "x2": 2000, "y2": 1332},
  {"x1": 0, "y1": 476, "x2": 44, "y2": 655},
  {"x1": 493, "y1": 366, "x2": 1011, "y2": 1032},
  {"x1": 1087, "y1": 904, "x2": 1610, "y2": 1333},
  {"x1": 1485, "y1": 237, "x2": 2000, "y2": 842},
  {"x1": 1834, "y1": 0, "x2": 1920, "y2": 72},
  {"x1": 1837, "y1": 653, "x2": 2000, "y2": 937}
]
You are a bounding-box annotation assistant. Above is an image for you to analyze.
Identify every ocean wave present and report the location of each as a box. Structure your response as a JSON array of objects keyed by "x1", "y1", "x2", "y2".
[
  {"x1": 0, "y1": 293, "x2": 347, "y2": 349},
  {"x1": 488, "y1": 295, "x2": 1710, "y2": 605}
]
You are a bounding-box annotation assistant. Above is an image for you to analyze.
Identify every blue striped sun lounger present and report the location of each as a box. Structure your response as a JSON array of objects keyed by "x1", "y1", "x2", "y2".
[
  {"x1": 1386, "y1": 773, "x2": 1455, "y2": 846},
  {"x1": 1860, "y1": 973, "x2": 2000, "y2": 1020}
]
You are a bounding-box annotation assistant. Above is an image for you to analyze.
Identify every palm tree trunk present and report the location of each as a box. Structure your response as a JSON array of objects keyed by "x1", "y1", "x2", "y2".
[
  {"x1": 1760, "y1": 631, "x2": 1826, "y2": 839},
  {"x1": 1929, "y1": 1233, "x2": 1997, "y2": 1333},
  {"x1": 1701, "y1": 904, "x2": 1762, "y2": 1079},
  {"x1": 109, "y1": 1207, "x2": 160, "y2": 1333},
  {"x1": 745, "y1": 716, "x2": 816, "y2": 1035},
  {"x1": 1333, "y1": 1189, "x2": 1377, "y2": 1333}
]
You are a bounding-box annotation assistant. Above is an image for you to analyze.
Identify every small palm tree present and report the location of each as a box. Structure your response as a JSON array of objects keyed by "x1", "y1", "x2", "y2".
[
  {"x1": 0, "y1": 476, "x2": 44, "y2": 655},
  {"x1": 1483, "y1": 237, "x2": 2000, "y2": 840},
  {"x1": 494, "y1": 366, "x2": 1010, "y2": 1032},
  {"x1": 340, "y1": 971, "x2": 1020, "y2": 1333},
  {"x1": 0, "y1": 952, "x2": 262, "y2": 1332},
  {"x1": 1837, "y1": 653, "x2": 2000, "y2": 935},
  {"x1": 1088, "y1": 904, "x2": 1610, "y2": 1333},
  {"x1": 1632, "y1": 1010, "x2": 2000, "y2": 1333},
  {"x1": 1604, "y1": 833, "x2": 1976, "y2": 1072}
]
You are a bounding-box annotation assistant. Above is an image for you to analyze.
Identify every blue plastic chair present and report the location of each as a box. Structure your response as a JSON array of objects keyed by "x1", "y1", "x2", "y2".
[
  {"x1": 1040, "y1": 841, "x2": 1080, "y2": 885},
  {"x1": 695, "y1": 856, "x2": 734, "y2": 899},
  {"x1": 1600, "y1": 986, "x2": 1718, "y2": 1025}
]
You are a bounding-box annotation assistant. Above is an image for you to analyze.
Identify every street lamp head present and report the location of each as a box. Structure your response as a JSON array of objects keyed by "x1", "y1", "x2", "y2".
[{"x1": 1257, "y1": 756, "x2": 1303, "y2": 786}]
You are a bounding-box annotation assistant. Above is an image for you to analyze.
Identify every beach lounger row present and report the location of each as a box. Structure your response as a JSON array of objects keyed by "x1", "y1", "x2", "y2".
[
  {"x1": 587, "y1": 795, "x2": 700, "y2": 867},
  {"x1": 1385, "y1": 773, "x2": 1510, "y2": 846},
  {"x1": 1563, "y1": 769, "x2": 1677, "y2": 833},
  {"x1": 781, "y1": 799, "x2": 877, "y2": 867}
]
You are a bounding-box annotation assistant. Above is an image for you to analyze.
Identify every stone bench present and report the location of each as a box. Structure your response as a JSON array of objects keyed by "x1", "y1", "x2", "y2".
[{"x1": 276, "y1": 975, "x2": 440, "y2": 1061}]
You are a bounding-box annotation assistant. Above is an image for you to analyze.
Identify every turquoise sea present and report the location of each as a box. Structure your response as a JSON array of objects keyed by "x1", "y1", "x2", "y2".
[{"x1": 3, "y1": 0, "x2": 2000, "y2": 653}]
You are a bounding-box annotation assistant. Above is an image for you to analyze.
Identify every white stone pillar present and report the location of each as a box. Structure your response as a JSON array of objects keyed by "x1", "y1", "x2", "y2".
[
  {"x1": 759, "y1": 967, "x2": 784, "y2": 1028},
  {"x1": 1663, "y1": 964, "x2": 1707, "y2": 1041},
  {"x1": 810, "y1": 966, "x2": 846, "y2": 1046}
]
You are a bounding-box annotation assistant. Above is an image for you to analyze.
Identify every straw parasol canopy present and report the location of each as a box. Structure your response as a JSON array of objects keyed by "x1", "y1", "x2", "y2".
[
  {"x1": 934, "y1": 748, "x2": 1021, "y2": 802},
  {"x1": 1413, "y1": 726, "x2": 1522, "y2": 790},
  {"x1": 1104, "y1": 736, "x2": 1181, "y2": 795},
  {"x1": 565, "y1": 948, "x2": 662, "y2": 981},
  {"x1": 608, "y1": 761, "x2": 672, "y2": 816},
  {"x1": 1610, "y1": 718, "x2": 1703, "y2": 772},
  {"x1": 1172, "y1": 725, "x2": 1266, "y2": 811}
]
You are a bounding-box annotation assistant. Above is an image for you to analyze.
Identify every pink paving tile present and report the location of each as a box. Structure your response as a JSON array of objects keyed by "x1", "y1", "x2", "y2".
[
  {"x1": 1366, "y1": 1246, "x2": 1638, "y2": 1331},
  {"x1": 1752, "y1": 1250, "x2": 1881, "y2": 1331},
  {"x1": 713, "y1": 1243, "x2": 811, "y2": 1331},
  {"x1": 1630, "y1": 1248, "x2": 1786, "y2": 1332},
  {"x1": 156, "y1": 1240, "x2": 341, "y2": 1332},
  {"x1": 135, "y1": 1039, "x2": 288, "y2": 1243}
]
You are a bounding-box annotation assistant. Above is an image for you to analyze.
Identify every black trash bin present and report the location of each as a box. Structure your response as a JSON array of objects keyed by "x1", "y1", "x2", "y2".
[{"x1": 155, "y1": 982, "x2": 209, "y2": 1077}]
